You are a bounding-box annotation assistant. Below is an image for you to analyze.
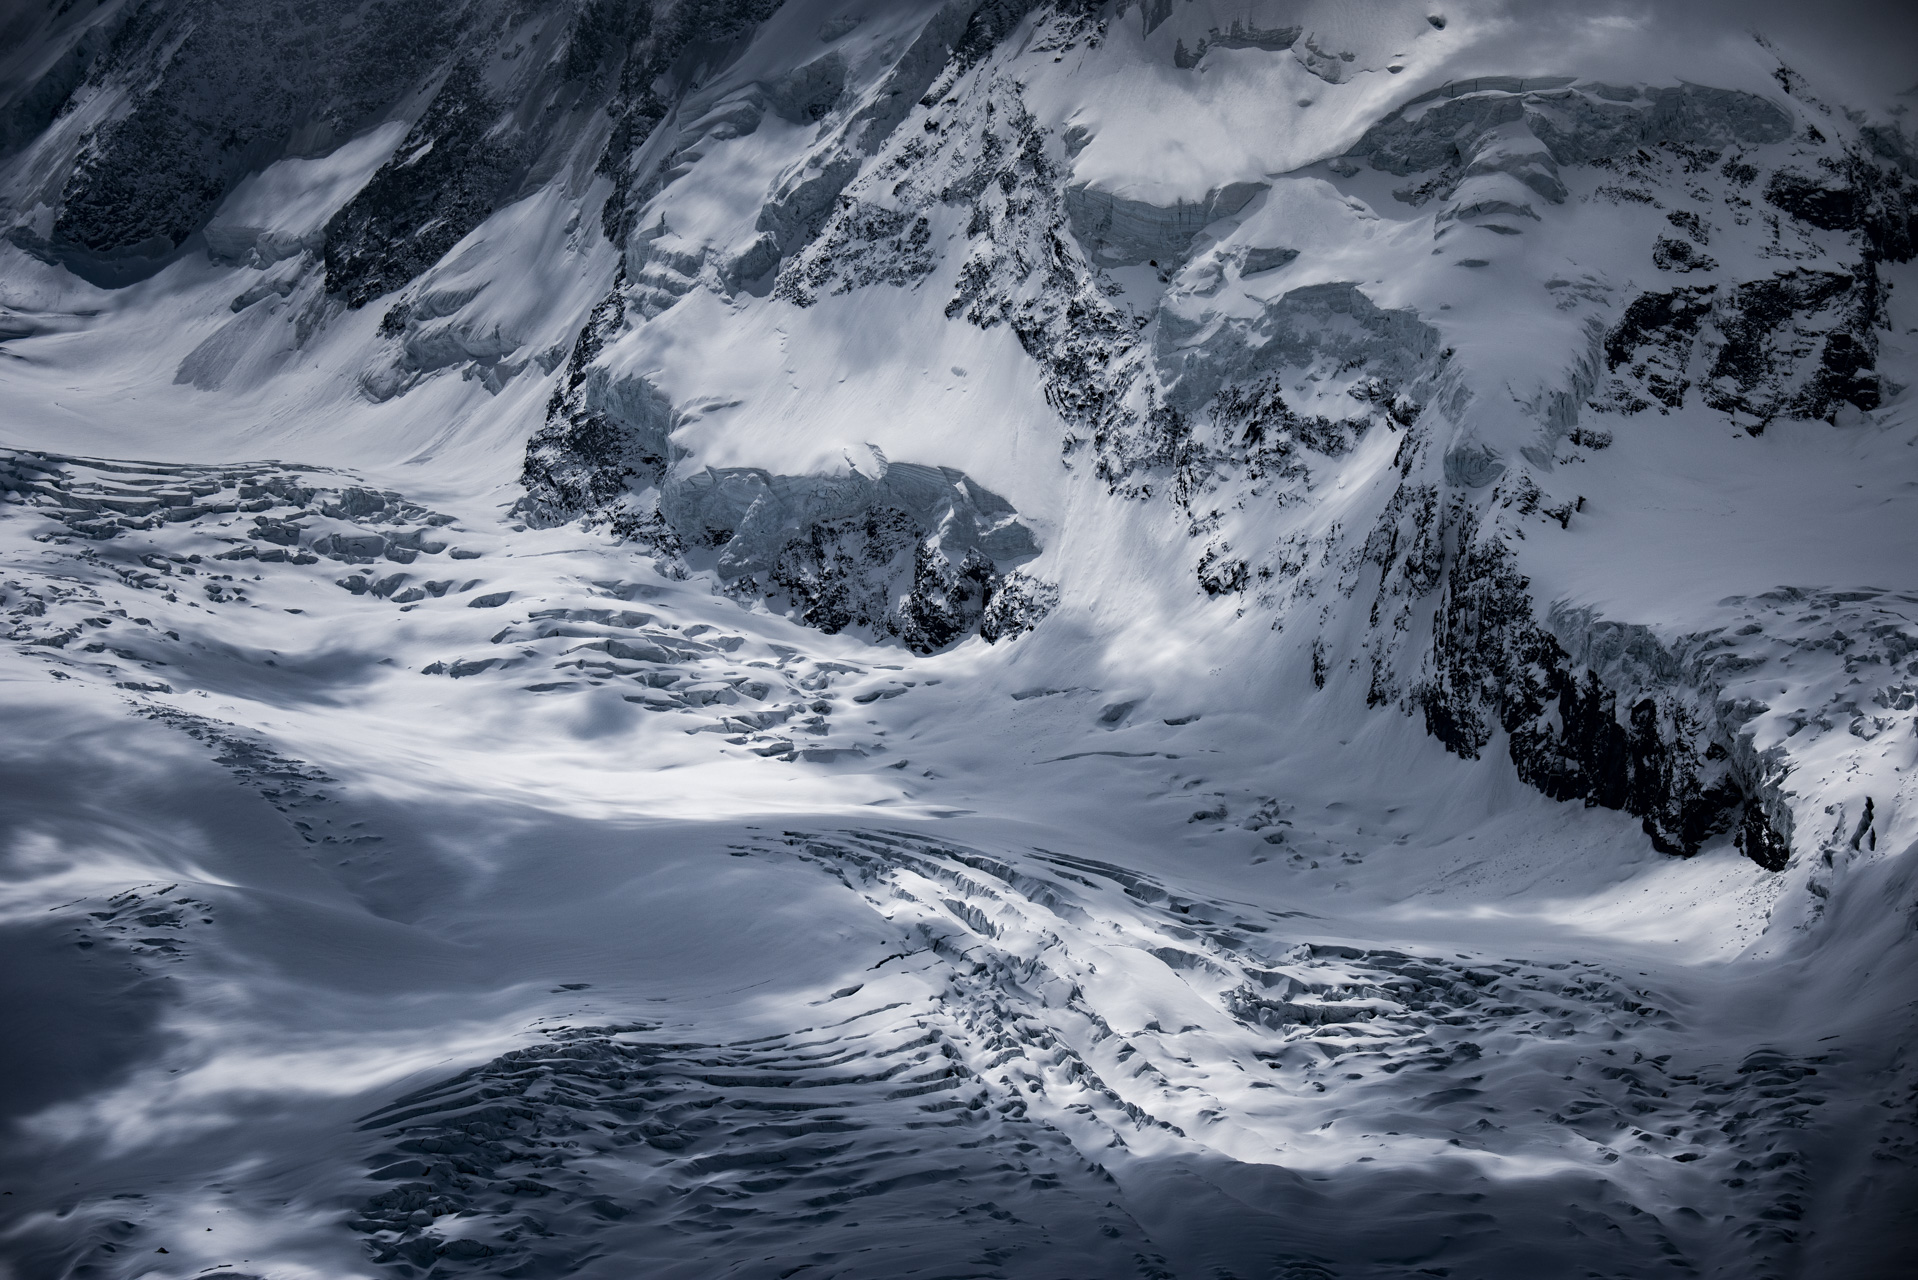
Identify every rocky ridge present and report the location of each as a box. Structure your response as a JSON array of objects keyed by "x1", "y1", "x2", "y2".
[
  {"x1": 5, "y1": 2, "x2": 1911, "y2": 868},
  {"x1": 1, "y1": 5, "x2": 1916, "y2": 1275},
  {"x1": 508, "y1": 7, "x2": 1917, "y2": 874}
]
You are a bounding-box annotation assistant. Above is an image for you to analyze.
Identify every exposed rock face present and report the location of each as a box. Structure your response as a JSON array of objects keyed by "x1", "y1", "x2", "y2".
[
  {"x1": 521, "y1": 349, "x2": 1046, "y2": 653},
  {"x1": 1766, "y1": 150, "x2": 1918, "y2": 261},
  {"x1": 1170, "y1": 20, "x2": 1301, "y2": 69},
  {"x1": 519, "y1": 271, "x2": 656, "y2": 526},
  {"x1": 1342, "y1": 455, "x2": 1780, "y2": 864},
  {"x1": 1347, "y1": 78, "x2": 1910, "y2": 439},
  {"x1": 7, "y1": 0, "x2": 1915, "y2": 880},
  {"x1": 1393, "y1": 490, "x2": 1918, "y2": 872},
  {"x1": 4, "y1": 0, "x2": 464, "y2": 283},
  {"x1": 500, "y1": 15, "x2": 1917, "y2": 869},
  {"x1": 1599, "y1": 268, "x2": 1883, "y2": 424},
  {"x1": 1417, "y1": 528, "x2": 1748, "y2": 856},
  {"x1": 512, "y1": 11, "x2": 1085, "y2": 651},
  {"x1": 6, "y1": 9, "x2": 1918, "y2": 1277},
  {"x1": 978, "y1": 570, "x2": 1059, "y2": 643},
  {"x1": 322, "y1": 60, "x2": 522, "y2": 311},
  {"x1": 669, "y1": 458, "x2": 1042, "y2": 652},
  {"x1": 591, "y1": 0, "x2": 787, "y2": 245},
  {"x1": 0, "y1": 0, "x2": 793, "y2": 298}
]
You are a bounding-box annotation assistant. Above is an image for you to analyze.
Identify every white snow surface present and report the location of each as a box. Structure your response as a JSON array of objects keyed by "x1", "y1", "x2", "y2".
[
  {"x1": 1, "y1": 2, "x2": 1915, "y2": 1278},
  {"x1": 203, "y1": 123, "x2": 412, "y2": 268}
]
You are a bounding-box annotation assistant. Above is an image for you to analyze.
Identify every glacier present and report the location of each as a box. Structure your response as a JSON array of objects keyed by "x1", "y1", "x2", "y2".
[{"x1": 0, "y1": 1, "x2": 1915, "y2": 1277}]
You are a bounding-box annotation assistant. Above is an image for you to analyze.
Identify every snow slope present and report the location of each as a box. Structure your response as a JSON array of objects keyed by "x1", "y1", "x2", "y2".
[{"x1": 1, "y1": 2, "x2": 1915, "y2": 1277}]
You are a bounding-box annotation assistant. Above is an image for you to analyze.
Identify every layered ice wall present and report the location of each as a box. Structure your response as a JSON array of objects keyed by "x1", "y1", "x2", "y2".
[{"x1": 0, "y1": 1, "x2": 1915, "y2": 1277}]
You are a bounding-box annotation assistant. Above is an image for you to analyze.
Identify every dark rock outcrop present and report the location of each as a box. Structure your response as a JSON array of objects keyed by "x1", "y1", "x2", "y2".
[
  {"x1": 15, "y1": 0, "x2": 460, "y2": 284},
  {"x1": 1600, "y1": 269, "x2": 1881, "y2": 424},
  {"x1": 667, "y1": 459, "x2": 1042, "y2": 653},
  {"x1": 322, "y1": 60, "x2": 522, "y2": 310},
  {"x1": 519, "y1": 270, "x2": 657, "y2": 529},
  {"x1": 979, "y1": 571, "x2": 1058, "y2": 643},
  {"x1": 593, "y1": 0, "x2": 786, "y2": 245},
  {"x1": 1416, "y1": 516, "x2": 1767, "y2": 862},
  {"x1": 520, "y1": 338, "x2": 1048, "y2": 653}
]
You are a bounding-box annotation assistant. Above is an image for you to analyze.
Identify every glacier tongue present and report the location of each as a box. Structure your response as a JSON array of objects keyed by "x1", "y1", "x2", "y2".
[{"x1": 1, "y1": 1, "x2": 1917, "y2": 1277}]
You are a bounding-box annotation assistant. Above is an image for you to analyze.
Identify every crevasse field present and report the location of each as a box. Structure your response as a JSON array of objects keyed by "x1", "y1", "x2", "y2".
[{"x1": 1, "y1": 1, "x2": 1915, "y2": 1277}]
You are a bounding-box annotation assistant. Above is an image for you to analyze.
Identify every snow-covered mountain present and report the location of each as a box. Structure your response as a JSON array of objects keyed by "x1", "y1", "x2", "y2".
[{"x1": 1, "y1": 1, "x2": 1915, "y2": 1276}]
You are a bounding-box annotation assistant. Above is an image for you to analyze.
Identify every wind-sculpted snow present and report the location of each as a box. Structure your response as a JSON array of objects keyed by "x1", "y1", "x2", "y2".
[
  {"x1": 0, "y1": 447, "x2": 931, "y2": 763},
  {"x1": 1346, "y1": 81, "x2": 1794, "y2": 183},
  {"x1": 3, "y1": 436, "x2": 1917, "y2": 1275},
  {"x1": 2, "y1": 1, "x2": 1918, "y2": 1276},
  {"x1": 347, "y1": 989, "x2": 1157, "y2": 1278}
]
